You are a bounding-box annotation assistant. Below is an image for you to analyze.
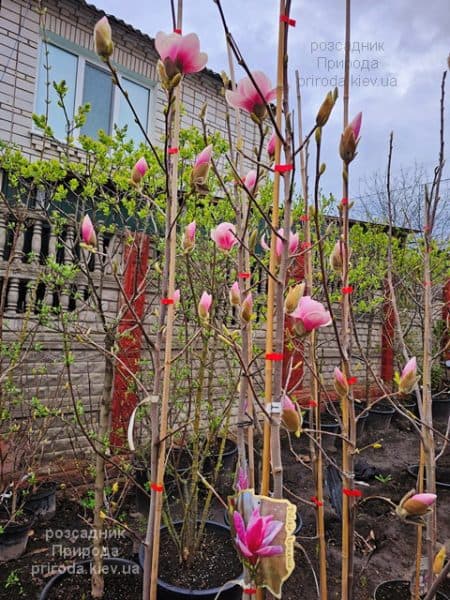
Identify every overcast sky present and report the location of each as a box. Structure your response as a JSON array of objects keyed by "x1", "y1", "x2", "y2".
[{"x1": 94, "y1": 0, "x2": 449, "y2": 212}]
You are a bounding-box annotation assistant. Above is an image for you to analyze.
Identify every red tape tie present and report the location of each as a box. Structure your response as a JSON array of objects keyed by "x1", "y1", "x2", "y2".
[
  {"x1": 161, "y1": 298, "x2": 174, "y2": 305},
  {"x1": 342, "y1": 286, "x2": 354, "y2": 294},
  {"x1": 347, "y1": 376, "x2": 358, "y2": 385},
  {"x1": 238, "y1": 272, "x2": 250, "y2": 279},
  {"x1": 151, "y1": 483, "x2": 164, "y2": 492},
  {"x1": 173, "y1": 28, "x2": 182, "y2": 34},
  {"x1": 299, "y1": 215, "x2": 310, "y2": 222},
  {"x1": 310, "y1": 496, "x2": 324, "y2": 507},
  {"x1": 305, "y1": 400, "x2": 318, "y2": 408},
  {"x1": 301, "y1": 241, "x2": 312, "y2": 250},
  {"x1": 343, "y1": 488, "x2": 362, "y2": 498},
  {"x1": 243, "y1": 589, "x2": 257, "y2": 596},
  {"x1": 168, "y1": 147, "x2": 179, "y2": 155},
  {"x1": 265, "y1": 352, "x2": 284, "y2": 361},
  {"x1": 424, "y1": 281, "x2": 432, "y2": 287},
  {"x1": 274, "y1": 163, "x2": 293, "y2": 173},
  {"x1": 341, "y1": 197, "x2": 349, "y2": 206},
  {"x1": 280, "y1": 14, "x2": 296, "y2": 26}
]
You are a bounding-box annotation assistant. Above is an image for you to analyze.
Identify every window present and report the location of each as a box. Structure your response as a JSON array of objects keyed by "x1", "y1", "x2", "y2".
[{"x1": 35, "y1": 39, "x2": 152, "y2": 143}]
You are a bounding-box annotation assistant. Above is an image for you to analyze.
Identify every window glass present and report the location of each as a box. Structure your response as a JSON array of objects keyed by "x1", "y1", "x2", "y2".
[
  {"x1": 117, "y1": 77, "x2": 150, "y2": 144},
  {"x1": 35, "y1": 43, "x2": 78, "y2": 140},
  {"x1": 81, "y1": 63, "x2": 113, "y2": 138}
]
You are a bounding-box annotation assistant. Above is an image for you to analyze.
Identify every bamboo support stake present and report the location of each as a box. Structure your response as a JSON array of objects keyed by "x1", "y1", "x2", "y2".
[
  {"x1": 148, "y1": 10, "x2": 183, "y2": 600},
  {"x1": 261, "y1": 0, "x2": 286, "y2": 497},
  {"x1": 296, "y1": 70, "x2": 328, "y2": 600}
]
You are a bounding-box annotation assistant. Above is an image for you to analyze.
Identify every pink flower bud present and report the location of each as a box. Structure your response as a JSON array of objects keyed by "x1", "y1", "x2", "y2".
[
  {"x1": 398, "y1": 357, "x2": 418, "y2": 395},
  {"x1": 211, "y1": 222, "x2": 238, "y2": 252},
  {"x1": 240, "y1": 292, "x2": 253, "y2": 323},
  {"x1": 397, "y1": 490, "x2": 437, "y2": 519},
  {"x1": 94, "y1": 16, "x2": 113, "y2": 60},
  {"x1": 131, "y1": 157, "x2": 148, "y2": 185},
  {"x1": 243, "y1": 169, "x2": 257, "y2": 192},
  {"x1": 261, "y1": 228, "x2": 299, "y2": 263},
  {"x1": 281, "y1": 394, "x2": 302, "y2": 435},
  {"x1": 339, "y1": 112, "x2": 362, "y2": 163},
  {"x1": 236, "y1": 467, "x2": 249, "y2": 492},
  {"x1": 229, "y1": 281, "x2": 240, "y2": 306},
  {"x1": 81, "y1": 215, "x2": 97, "y2": 248},
  {"x1": 194, "y1": 144, "x2": 213, "y2": 168},
  {"x1": 198, "y1": 291, "x2": 212, "y2": 320},
  {"x1": 267, "y1": 131, "x2": 276, "y2": 160},
  {"x1": 349, "y1": 112, "x2": 362, "y2": 140},
  {"x1": 191, "y1": 146, "x2": 212, "y2": 195},
  {"x1": 334, "y1": 367, "x2": 349, "y2": 397},
  {"x1": 182, "y1": 221, "x2": 196, "y2": 253}
]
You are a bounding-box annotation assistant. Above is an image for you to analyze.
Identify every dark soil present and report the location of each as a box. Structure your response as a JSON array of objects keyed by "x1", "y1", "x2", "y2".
[
  {"x1": 374, "y1": 579, "x2": 448, "y2": 599},
  {"x1": 158, "y1": 524, "x2": 241, "y2": 590},
  {"x1": 44, "y1": 562, "x2": 142, "y2": 599}
]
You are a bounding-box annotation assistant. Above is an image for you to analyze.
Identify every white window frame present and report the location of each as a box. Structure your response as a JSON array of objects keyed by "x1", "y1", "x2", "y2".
[{"x1": 33, "y1": 31, "x2": 156, "y2": 144}]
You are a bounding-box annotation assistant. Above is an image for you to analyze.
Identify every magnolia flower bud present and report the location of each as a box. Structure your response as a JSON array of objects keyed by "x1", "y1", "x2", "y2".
[
  {"x1": 316, "y1": 90, "x2": 335, "y2": 127},
  {"x1": 281, "y1": 394, "x2": 302, "y2": 437},
  {"x1": 398, "y1": 357, "x2": 418, "y2": 395},
  {"x1": 240, "y1": 292, "x2": 253, "y2": 323},
  {"x1": 284, "y1": 283, "x2": 305, "y2": 314},
  {"x1": 339, "y1": 112, "x2": 362, "y2": 164},
  {"x1": 131, "y1": 157, "x2": 148, "y2": 186},
  {"x1": 94, "y1": 17, "x2": 114, "y2": 61},
  {"x1": 229, "y1": 281, "x2": 241, "y2": 307},
  {"x1": 396, "y1": 490, "x2": 437, "y2": 520},
  {"x1": 334, "y1": 367, "x2": 349, "y2": 398},
  {"x1": 198, "y1": 291, "x2": 212, "y2": 321},
  {"x1": 182, "y1": 222, "x2": 196, "y2": 253}
]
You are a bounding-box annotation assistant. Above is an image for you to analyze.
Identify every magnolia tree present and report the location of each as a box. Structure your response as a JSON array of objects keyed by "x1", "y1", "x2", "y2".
[{"x1": 1, "y1": 2, "x2": 448, "y2": 600}]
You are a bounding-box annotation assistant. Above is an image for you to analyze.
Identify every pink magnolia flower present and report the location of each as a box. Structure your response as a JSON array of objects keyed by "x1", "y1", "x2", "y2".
[
  {"x1": 349, "y1": 112, "x2": 362, "y2": 140},
  {"x1": 267, "y1": 131, "x2": 276, "y2": 160},
  {"x1": 94, "y1": 16, "x2": 113, "y2": 60},
  {"x1": 131, "y1": 157, "x2": 148, "y2": 185},
  {"x1": 261, "y1": 228, "x2": 299, "y2": 262},
  {"x1": 241, "y1": 292, "x2": 253, "y2": 323},
  {"x1": 211, "y1": 222, "x2": 238, "y2": 252},
  {"x1": 233, "y1": 507, "x2": 283, "y2": 564},
  {"x1": 173, "y1": 289, "x2": 180, "y2": 306},
  {"x1": 290, "y1": 296, "x2": 332, "y2": 336},
  {"x1": 229, "y1": 281, "x2": 240, "y2": 306},
  {"x1": 243, "y1": 169, "x2": 257, "y2": 192},
  {"x1": 81, "y1": 215, "x2": 96, "y2": 248},
  {"x1": 334, "y1": 367, "x2": 349, "y2": 397},
  {"x1": 225, "y1": 71, "x2": 277, "y2": 120},
  {"x1": 182, "y1": 221, "x2": 196, "y2": 253},
  {"x1": 155, "y1": 31, "x2": 208, "y2": 78},
  {"x1": 398, "y1": 357, "x2": 418, "y2": 395},
  {"x1": 198, "y1": 291, "x2": 212, "y2": 320}
]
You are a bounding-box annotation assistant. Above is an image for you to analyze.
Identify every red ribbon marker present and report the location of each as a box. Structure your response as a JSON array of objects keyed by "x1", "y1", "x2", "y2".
[
  {"x1": 347, "y1": 376, "x2": 358, "y2": 385},
  {"x1": 423, "y1": 225, "x2": 431, "y2": 232},
  {"x1": 173, "y1": 28, "x2": 182, "y2": 34},
  {"x1": 161, "y1": 298, "x2": 174, "y2": 305},
  {"x1": 274, "y1": 164, "x2": 293, "y2": 173},
  {"x1": 304, "y1": 400, "x2": 318, "y2": 408},
  {"x1": 301, "y1": 241, "x2": 312, "y2": 250},
  {"x1": 265, "y1": 352, "x2": 284, "y2": 361},
  {"x1": 310, "y1": 496, "x2": 324, "y2": 507},
  {"x1": 341, "y1": 197, "x2": 349, "y2": 206},
  {"x1": 238, "y1": 272, "x2": 251, "y2": 279},
  {"x1": 424, "y1": 281, "x2": 432, "y2": 287},
  {"x1": 343, "y1": 488, "x2": 362, "y2": 498},
  {"x1": 168, "y1": 147, "x2": 179, "y2": 155},
  {"x1": 243, "y1": 589, "x2": 257, "y2": 596},
  {"x1": 151, "y1": 483, "x2": 164, "y2": 492},
  {"x1": 342, "y1": 286, "x2": 354, "y2": 294},
  {"x1": 280, "y1": 14, "x2": 296, "y2": 26},
  {"x1": 299, "y1": 215, "x2": 310, "y2": 222}
]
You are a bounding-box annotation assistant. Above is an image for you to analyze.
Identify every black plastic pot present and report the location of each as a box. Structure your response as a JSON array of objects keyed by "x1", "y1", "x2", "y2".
[
  {"x1": 23, "y1": 482, "x2": 57, "y2": 520},
  {"x1": 0, "y1": 508, "x2": 35, "y2": 562},
  {"x1": 138, "y1": 521, "x2": 243, "y2": 600},
  {"x1": 373, "y1": 579, "x2": 448, "y2": 600},
  {"x1": 355, "y1": 404, "x2": 368, "y2": 439},
  {"x1": 39, "y1": 558, "x2": 141, "y2": 599},
  {"x1": 204, "y1": 438, "x2": 238, "y2": 475},
  {"x1": 407, "y1": 464, "x2": 450, "y2": 490},
  {"x1": 432, "y1": 391, "x2": 450, "y2": 420},
  {"x1": 223, "y1": 508, "x2": 303, "y2": 536},
  {"x1": 366, "y1": 401, "x2": 395, "y2": 432}
]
